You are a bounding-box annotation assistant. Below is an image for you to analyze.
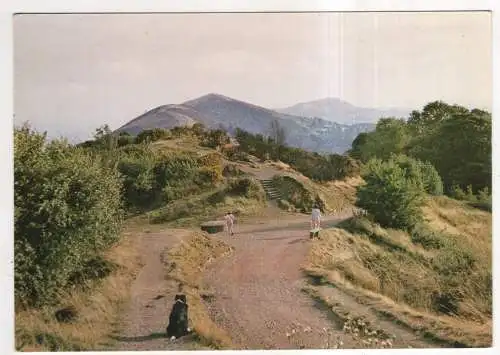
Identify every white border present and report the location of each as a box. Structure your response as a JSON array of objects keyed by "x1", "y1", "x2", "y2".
[{"x1": 1, "y1": 1, "x2": 498, "y2": 355}]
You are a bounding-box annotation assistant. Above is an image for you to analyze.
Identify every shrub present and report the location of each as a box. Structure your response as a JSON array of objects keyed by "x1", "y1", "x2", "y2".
[
  {"x1": 432, "y1": 244, "x2": 477, "y2": 276},
  {"x1": 117, "y1": 156, "x2": 157, "y2": 208},
  {"x1": 469, "y1": 201, "x2": 492, "y2": 212},
  {"x1": 277, "y1": 199, "x2": 295, "y2": 212},
  {"x1": 200, "y1": 129, "x2": 230, "y2": 149},
  {"x1": 477, "y1": 187, "x2": 491, "y2": 203},
  {"x1": 410, "y1": 224, "x2": 448, "y2": 249},
  {"x1": 227, "y1": 177, "x2": 266, "y2": 201},
  {"x1": 391, "y1": 154, "x2": 443, "y2": 195},
  {"x1": 356, "y1": 158, "x2": 425, "y2": 230},
  {"x1": 117, "y1": 132, "x2": 135, "y2": 147},
  {"x1": 450, "y1": 184, "x2": 468, "y2": 200},
  {"x1": 222, "y1": 164, "x2": 246, "y2": 177},
  {"x1": 135, "y1": 128, "x2": 170, "y2": 144},
  {"x1": 195, "y1": 166, "x2": 223, "y2": 186},
  {"x1": 273, "y1": 175, "x2": 316, "y2": 213},
  {"x1": 14, "y1": 126, "x2": 123, "y2": 307}
]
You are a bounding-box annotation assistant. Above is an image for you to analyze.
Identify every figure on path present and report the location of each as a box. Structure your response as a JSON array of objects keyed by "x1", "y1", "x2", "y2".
[
  {"x1": 224, "y1": 212, "x2": 235, "y2": 236},
  {"x1": 311, "y1": 205, "x2": 321, "y2": 230}
]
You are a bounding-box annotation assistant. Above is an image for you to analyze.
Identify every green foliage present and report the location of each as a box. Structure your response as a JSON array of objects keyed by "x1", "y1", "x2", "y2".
[
  {"x1": 390, "y1": 154, "x2": 444, "y2": 196},
  {"x1": 135, "y1": 128, "x2": 171, "y2": 144},
  {"x1": 116, "y1": 153, "x2": 158, "y2": 209},
  {"x1": 235, "y1": 128, "x2": 360, "y2": 181},
  {"x1": 117, "y1": 132, "x2": 135, "y2": 147},
  {"x1": 277, "y1": 199, "x2": 295, "y2": 212},
  {"x1": 226, "y1": 177, "x2": 266, "y2": 201},
  {"x1": 356, "y1": 158, "x2": 425, "y2": 230},
  {"x1": 355, "y1": 118, "x2": 410, "y2": 162},
  {"x1": 350, "y1": 102, "x2": 491, "y2": 195},
  {"x1": 200, "y1": 129, "x2": 230, "y2": 149},
  {"x1": 14, "y1": 125, "x2": 123, "y2": 307},
  {"x1": 272, "y1": 175, "x2": 324, "y2": 213},
  {"x1": 410, "y1": 224, "x2": 448, "y2": 249},
  {"x1": 410, "y1": 111, "x2": 491, "y2": 193},
  {"x1": 432, "y1": 244, "x2": 477, "y2": 277},
  {"x1": 191, "y1": 123, "x2": 206, "y2": 137}
]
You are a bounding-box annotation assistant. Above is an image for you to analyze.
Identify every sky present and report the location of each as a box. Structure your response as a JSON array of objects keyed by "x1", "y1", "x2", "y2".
[{"x1": 13, "y1": 12, "x2": 492, "y2": 141}]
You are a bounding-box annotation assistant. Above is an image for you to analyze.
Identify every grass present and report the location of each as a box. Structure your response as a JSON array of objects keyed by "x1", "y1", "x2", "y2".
[
  {"x1": 302, "y1": 195, "x2": 492, "y2": 347},
  {"x1": 15, "y1": 222, "x2": 148, "y2": 351},
  {"x1": 147, "y1": 178, "x2": 267, "y2": 227},
  {"x1": 274, "y1": 172, "x2": 361, "y2": 213},
  {"x1": 161, "y1": 231, "x2": 234, "y2": 349}
]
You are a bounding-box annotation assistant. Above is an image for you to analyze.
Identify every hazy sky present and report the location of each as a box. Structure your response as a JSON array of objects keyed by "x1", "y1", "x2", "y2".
[{"x1": 14, "y1": 12, "x2": 492, "y2": 141}]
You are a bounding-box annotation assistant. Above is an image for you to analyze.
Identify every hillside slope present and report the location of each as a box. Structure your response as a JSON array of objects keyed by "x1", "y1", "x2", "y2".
[
  {"x1": 115, "y1": 93, "x2": 376, "y2": 153},
  {"x1": 277, "y1": 97, "x2": 410, "y2": 124}
]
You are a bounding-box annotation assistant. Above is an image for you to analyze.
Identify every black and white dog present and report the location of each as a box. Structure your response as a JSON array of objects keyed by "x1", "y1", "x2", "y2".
[{"x1": 166, "y1": 294, "x2": 191, "y2": 340}]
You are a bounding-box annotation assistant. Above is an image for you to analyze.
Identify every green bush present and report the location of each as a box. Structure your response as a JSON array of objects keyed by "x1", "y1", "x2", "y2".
[
  {"x1": 355, "y1": 158, "x2": 425, "y2": 230},
  {"x1": 116, "y1": 156, "x2": 157, "y2": 209},
  {"x1": 432, "y1": 244, "x2": 477, "y2": 276},
  {"x1": 227, "y1": 177, "x2": 266, "y2": 200},
  {"x1": 390, "y1": 154, "x2": 444, "y2": 196},
  {"x1": 117, "y1": 132, "x2": 135, "y2": 147},
  {"x1": 135, "y1": 128, "x2": 170, "y2": 144},
  {"x1": 273, "y1": 175, "x2": 316, "y2": 213},
  {"x1": 235, "y1": 128, "x2": 360, "y2": 181},
  {"x1": 14, "y1": 126, "x2": 123, "y2": 307},
  {"x1": 410, "y1": 224, "x2": 448, "y2": 249},
  {"x1": 277, "y1": 199, "x2": 295, "y2": 212}
]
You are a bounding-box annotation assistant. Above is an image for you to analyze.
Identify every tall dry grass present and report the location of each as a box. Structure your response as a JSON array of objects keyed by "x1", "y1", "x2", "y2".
[
  {"x1": 161, "y1": 231, "x2": 234, "y2": 349},
  {"x1": 15, "y1": 228, "x2": 143, "y2": 351},
  {"x1": 302, "y1": 195, "x2": 492, "y2": 347}
]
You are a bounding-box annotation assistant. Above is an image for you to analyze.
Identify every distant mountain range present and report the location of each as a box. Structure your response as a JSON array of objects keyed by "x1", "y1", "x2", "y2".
[
  {"x1": 116, "y1": 93, "x2": 410, "y2": 154},
  {"x1": 276, "y1": 97, "x2": 410, "y2": 125}
]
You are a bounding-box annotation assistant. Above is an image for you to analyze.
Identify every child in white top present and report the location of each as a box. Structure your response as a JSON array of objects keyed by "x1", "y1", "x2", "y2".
[{"x1": 224, "y1": 212, "x2": 235, "y2": 236}]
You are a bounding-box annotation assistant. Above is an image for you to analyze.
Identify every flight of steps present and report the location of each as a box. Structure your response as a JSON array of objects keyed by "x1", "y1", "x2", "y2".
[{"x1": 259, "y1": 179, "x2": 282, "y2": 201}]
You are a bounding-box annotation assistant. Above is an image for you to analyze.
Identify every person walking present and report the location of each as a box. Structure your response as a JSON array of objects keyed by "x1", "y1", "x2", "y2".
[
  {"x1": 224, "y1": 212, "x2": 235, "y2": 236},
  {"x1": 311, "y1": 205, "x2": 322, "y2": 230}
]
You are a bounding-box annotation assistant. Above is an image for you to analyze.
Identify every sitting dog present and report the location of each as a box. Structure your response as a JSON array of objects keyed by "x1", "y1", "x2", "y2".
[{"x1": 166, "y1": 294, "x2": 191, "y2": 340}]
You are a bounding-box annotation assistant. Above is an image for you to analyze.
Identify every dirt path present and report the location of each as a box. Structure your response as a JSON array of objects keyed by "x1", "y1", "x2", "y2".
[
  {"x1": 202, "y1": 213, "x2": 438, "y2": 350},
  {"x1": 111, "y1": 228, "x2": 197, "y2": 351},
  {"x1": 111, "y1": 210, "x2": 439, "y2": 350}
]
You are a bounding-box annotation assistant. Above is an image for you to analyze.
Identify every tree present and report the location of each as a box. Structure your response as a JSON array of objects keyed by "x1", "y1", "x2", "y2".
[
  {"x1": 349, "y1": 132, "x2": 370, "y2": 160},
  {"x1": 135, "y1": 128, "x2": 170, "y2": 144},
  {"x1": 202, "y1": 129, "x2": 230, "y2": 149},
  {"x1": 15, "y1": 126, "x2": 123, "y2": 307},
  {"x1": 93, "y1": 124, "x2": 118, "y2": 150},
  {"x1": 410, "y1": 111, "x2": 491, "y2": 192},
  {"x1": 270, "y1": 119, "x2": 286, "y2": 146},
  {"x1": 354, "y1": 118, "x2": 410, "y2": 162},
  {"x1": 356, "y1": 158, "x2": 425, "y2": 230},
  {"x1": 390, "y1": 154, "x2": 444, "y2": 196},
  {"x1": 270, "y1": 119, "x2": 286, "y2": 160},
  {"x1": 191, "y1": 123, "x2": 206, "y2": 137}
]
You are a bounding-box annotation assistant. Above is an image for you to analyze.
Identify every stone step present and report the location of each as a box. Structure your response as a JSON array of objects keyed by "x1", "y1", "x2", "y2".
[
  {"x1": 265, "y1": 189, "x2": 280, "y2": 195},
  {"x1": 267, "y1": 193, "x2": 282, "y2": 198},
  {"x1": 258, "y1": 179, "x2": 283, "y2": 201}
]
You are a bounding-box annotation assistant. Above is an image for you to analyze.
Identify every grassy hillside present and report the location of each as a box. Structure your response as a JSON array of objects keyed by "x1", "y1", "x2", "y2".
[
  {"x1": 303, "y1": 196, "x2": 492, "y2": 347},
  {"x1": 15, "y1": 99, "x2": 492, "y2": 351},
  {"x1": 272, "y1": 172, "x2": 361, "y2": 213},
  {"x1": 16, "y1": 124, "x2": 332, "y2": 351},
  {"x1": 14, "y1": 127, "x2": 267, "y2": 351}
]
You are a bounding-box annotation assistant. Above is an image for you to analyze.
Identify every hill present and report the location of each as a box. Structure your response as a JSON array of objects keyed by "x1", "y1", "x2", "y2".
[
  {"x1": 277, "y1": 97, "x2": 410, "y2": 124},
  {"x1": 115, "y1": 93, "x2": 377, "y2": 154},
  {"x1": 15, "y1": 120, "x2": 491, "y2": 350}
]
